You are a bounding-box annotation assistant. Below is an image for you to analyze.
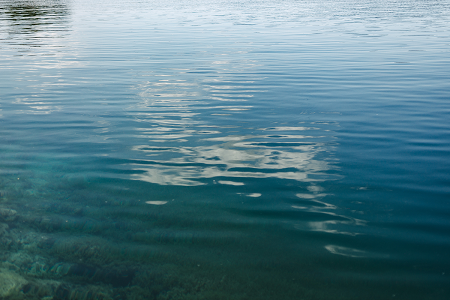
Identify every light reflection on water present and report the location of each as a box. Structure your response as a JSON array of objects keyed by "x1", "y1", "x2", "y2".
[
  {"x1": 130, "y1": 131, "x2": 331, "y2": 186},
  {"x1": 1, "y1": 0, "x2": 450, "y2": 299},
  {"x1": 125, "y1": 58, "x2": 337, "y2": 187}
]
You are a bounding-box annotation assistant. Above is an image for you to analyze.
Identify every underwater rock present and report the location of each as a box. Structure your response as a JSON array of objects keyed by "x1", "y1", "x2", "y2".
[
  {"x1": 51, "y1": 262, "x2": 136, "y2": 287},
  {"x1": 37, "y1": 235, "x2": 57, "y2": 249},
  {"x1": 11, "y1": 229, "x2": 44, "y2": 251},
  {"x1": 19, "y1": 279, "x2": 61, "y2": 298},
  {"x1": 19, "y1": 279, "x2": 114, "y2": 300},
  {"x1": 29, "y1": 261, "x2": 51, "y2": 277},
  {"x1": 30, "y1": 214, "x2": 103, "y2": 234},
  {"x1": 0, "y1": 230, "x2": 16, "y2": 251},
  {"x1": 0, "y1": 222, "x2": 8, "y2": 236},
  {"x1": 55, "y1": 284, "x2": 71, "y2": 299},
  {"x1": 4, "y1": 251, "x2": 43, "y2": 274},
  {"x1": 53, "y1": 283, "x2": 113, "y2": 300},
  {"x1": 0, "y1": 268, "x2": 28, "y2": 298},
  {"x1": 0, "y1": 223, "x2": 14, "y2": 250},
  {"x1": 0, "y1": 207, "x2": 17, "y2": 222},
  {"x1": 50, "y1": 262, "x2": 72, "y2": 277}
]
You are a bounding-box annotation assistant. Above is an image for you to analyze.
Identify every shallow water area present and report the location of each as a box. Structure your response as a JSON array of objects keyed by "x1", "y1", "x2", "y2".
[{"x1": 1, "y1": 0, "x2": 450, "y2": 299}]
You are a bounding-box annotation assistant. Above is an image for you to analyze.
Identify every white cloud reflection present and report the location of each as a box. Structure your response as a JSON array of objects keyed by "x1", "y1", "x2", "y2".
[
  {"x1": 123, "y1": 40, "x2": 340, "y2": 188},
  {"x1": 128, "y1": 72, "x2": 336, "y2": 187},
  {"x1": 128, "y1": 132, "x2": 332, "y2": 186},
  {"x1": 325, "y1": 245, "x2": 366, "y2": 258},
  {"x1": 292, "y1": 186, "x2": 367, "y2": 236}
]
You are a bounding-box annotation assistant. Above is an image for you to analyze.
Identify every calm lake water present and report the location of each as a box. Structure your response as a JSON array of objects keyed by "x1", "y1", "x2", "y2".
[{"x1": 1, "y1": 0, "x2": 449, "y2": 299}]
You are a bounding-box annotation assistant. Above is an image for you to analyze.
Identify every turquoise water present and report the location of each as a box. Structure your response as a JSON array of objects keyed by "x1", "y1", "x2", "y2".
[{"x1": 1, "y1": 0, "x2": 450, "y2": 299}]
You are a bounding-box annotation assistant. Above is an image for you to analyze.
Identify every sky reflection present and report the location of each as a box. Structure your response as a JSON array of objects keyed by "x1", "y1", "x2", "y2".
[
  {"x1": 130, "y1": 132, "x2": 329, "y2": 186},
  {"x1": 128, "y1": 64, "x2": 337, "y2": 187},
  {"x1": 0, "y1": 0, "x2": 75, "y2": 116}
]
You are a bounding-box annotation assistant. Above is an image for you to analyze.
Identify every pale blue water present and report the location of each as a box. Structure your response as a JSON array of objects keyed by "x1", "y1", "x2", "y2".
[{"x1": 1, "y1": 0, "x2": 449, "y2": 299}]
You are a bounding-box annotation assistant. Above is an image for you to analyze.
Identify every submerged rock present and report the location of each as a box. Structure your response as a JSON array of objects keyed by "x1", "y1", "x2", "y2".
[
  {"x1": 19, "y1": 279, "x2": 114, "y2": 300},
  {"x1": 0, "y1": 223, "x2": 14, "y2": 250},
  {"x1": 0, "y1": 207, "x2": 17, "y2": 222},
  {"x1": 0, "y1": 223, "x2": 8, "y2": 236},
  {"x1": 50, "y1": 262, "x2": 136, "y2": 287},
  {"x1": 0, "y1": 268, "x2": 28, "y2": 298}
]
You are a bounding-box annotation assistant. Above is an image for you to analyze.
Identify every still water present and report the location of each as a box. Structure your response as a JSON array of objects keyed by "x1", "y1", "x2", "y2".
[{"x1": 1, "y1": 0, "x2": 449, "y2": 299}]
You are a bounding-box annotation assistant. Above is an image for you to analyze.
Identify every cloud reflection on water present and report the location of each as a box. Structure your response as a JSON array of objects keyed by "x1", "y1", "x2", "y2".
[
  {"x1": 128, "y1": 67, "x2": 367, "y2": 242},
  {"x1": 128, "y1": 67, "x2": 335, "y2": 187},
  {"x1": 130, "y1": 132, "x2": 331, "y2": 186}
]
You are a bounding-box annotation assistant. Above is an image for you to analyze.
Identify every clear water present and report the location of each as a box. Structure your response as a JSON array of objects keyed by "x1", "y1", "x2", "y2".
[{"x1": 1, "y1": 0, "x2": 449, "y2": 299}]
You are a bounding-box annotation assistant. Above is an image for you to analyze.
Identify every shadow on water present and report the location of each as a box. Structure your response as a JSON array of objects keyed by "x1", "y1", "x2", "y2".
[
  {"x1": 0, "y1": 0, "x2": 74, "y2": 115},
  {"x1": 0, "y1": 0, "x2": 69, "y2": 43}
]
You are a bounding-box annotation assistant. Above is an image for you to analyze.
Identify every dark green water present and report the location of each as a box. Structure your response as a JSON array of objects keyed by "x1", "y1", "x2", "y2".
[{"x1": 1, "y1": 0, "x2": 449, "y2": 299}]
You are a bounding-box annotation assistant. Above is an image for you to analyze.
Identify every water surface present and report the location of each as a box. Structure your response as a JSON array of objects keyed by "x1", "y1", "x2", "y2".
[{"x1": 1, "y1": 0, "x2": 450, "y2": 299}]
